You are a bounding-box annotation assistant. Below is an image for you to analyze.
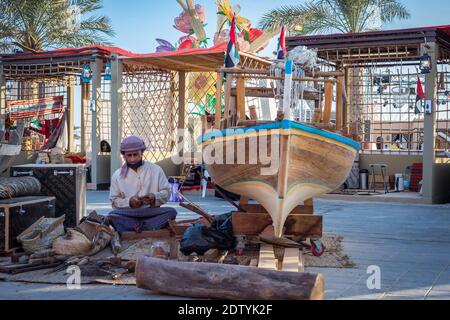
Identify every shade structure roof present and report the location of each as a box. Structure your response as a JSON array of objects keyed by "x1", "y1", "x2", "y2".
[
  {"x1": 0, "y1": 43, "x2": 272, "y2": 72},
  {"x1": 286, "y1": 25, "x2": 450, "y2": 63}
]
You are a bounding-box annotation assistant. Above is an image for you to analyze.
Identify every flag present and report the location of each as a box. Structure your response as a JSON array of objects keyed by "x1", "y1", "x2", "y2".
[
  {"x1": 224, "y1": 15, "x2": 239, "y2": 68},
  {"x1": 277, "y1": 26, "x2": 286, "y2": 60},
  {"x1": 415, "y1": 77, "x2": 425, "y2": 114},
  {"x1": 416, "y1": 77, "x2": 425, "y2": 103}
]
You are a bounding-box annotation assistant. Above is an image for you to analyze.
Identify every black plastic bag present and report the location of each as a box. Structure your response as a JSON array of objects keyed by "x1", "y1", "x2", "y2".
[{"x1": 180, "y1": 212, "x2": 235, "y2": 255}]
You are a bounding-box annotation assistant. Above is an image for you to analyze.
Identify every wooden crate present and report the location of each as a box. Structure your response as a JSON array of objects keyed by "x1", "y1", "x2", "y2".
[{"x1": 0, "y1": 196, "x2": 56, "y2": 253}]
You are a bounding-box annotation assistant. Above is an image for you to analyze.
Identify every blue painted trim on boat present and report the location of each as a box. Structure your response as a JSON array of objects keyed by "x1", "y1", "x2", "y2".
[{"x1": 200, "y1": 120, "x2": 361, "y2": 150}]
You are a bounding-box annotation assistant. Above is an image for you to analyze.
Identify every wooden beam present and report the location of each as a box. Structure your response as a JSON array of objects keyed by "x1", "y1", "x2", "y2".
[
  {"x1": 336, "y1": 76, "x2": 344, "y2": 130},
  {"x1": 236, "y1": 77, "x2": 246, "y2": 120},
  {"x1": 136, "y1": 256, "x2": 324, "y2": 300},
  {"x1": 214, "y1": 72, "x2": 222, "y2": 129},
  {"x1": 232, "y1": 213, "x2": 322, "y2": 237},
  {"x1": 322, "y1": 81, "x2": 333, "y2": 124}
]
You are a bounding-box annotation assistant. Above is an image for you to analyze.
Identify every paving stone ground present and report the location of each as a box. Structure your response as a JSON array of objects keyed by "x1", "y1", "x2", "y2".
[{"x1": 1, "y1": 191, "x2": 449, "y2": 300}]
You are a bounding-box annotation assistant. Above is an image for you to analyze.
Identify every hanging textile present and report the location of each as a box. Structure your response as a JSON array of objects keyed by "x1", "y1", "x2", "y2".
[
  {"x1": 6, "y1": 96, "x2": 64, "y2": 121},
  {"x1": 40, "y1": 111, "x2": 68, "y2": 151}
]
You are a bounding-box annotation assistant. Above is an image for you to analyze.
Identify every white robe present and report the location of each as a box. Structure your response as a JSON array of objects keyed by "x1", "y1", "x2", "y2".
[{"x1": 109, "y1": 161, "x2": 171, "y2": 209}]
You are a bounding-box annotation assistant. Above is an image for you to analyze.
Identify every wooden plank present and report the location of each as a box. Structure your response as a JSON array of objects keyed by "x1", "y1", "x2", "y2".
[
  {"x1": 258, "y1": 244, "x2": 277, "y2": 270},
  {"x1": 322, "y1": 81, "x2": 333, "y2": 124},
  {"x1": 120, "y1": 229, "x2": 171, "y2": 241},
  {"x1": 283, "y1": 248, "x2": 300, "y2": 272},
  {"x1": 232, "y1": 213, "x2": 322, "y2": 238}
]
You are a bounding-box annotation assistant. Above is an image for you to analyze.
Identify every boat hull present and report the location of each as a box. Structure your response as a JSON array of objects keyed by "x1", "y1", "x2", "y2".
[{"x1": 201, "y1": 121, "x2": 359, "y2": 237}]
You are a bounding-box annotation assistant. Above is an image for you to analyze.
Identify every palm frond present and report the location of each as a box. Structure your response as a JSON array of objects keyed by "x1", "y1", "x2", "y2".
[
  {"x1": 258, "y1": 5, "x2": 308, "y2": 34},
  {"x1": 258, "y1": 0, "x2": 411, "y2": 36},
  {"x1": 378, "y1": 0, "x2": 411, "y2": 23},
  {"x1": 0, "y1": 0, "x2": 114, "y2": 53}
]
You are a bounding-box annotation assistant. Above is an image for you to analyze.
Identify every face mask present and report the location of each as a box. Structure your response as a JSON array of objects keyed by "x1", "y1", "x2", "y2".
[{"x1": 127, "y1": 160, "x2": 144, "y2": 171}]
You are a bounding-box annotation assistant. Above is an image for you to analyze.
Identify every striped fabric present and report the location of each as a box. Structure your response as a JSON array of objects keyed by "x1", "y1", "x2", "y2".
[{"x1": 6, "y1": 96, "x2": 64, "y2": 120}]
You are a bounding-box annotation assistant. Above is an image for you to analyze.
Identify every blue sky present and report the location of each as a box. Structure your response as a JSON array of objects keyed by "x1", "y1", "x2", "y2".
[{"x1": 101, "y1": 0, "x2": 450, "y2": 57}]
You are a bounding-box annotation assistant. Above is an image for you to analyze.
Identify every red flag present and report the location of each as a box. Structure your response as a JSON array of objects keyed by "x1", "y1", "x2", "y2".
[
  {"x1": 416, "y1": 77, "x2": 425, "y2": 102},
  {"x1": 277, "y1": 26, "x2": 286, "y2": 60}
]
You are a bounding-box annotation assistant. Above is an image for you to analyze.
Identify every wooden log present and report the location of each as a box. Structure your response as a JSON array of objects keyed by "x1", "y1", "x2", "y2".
[
  {"x1": 135, "y1": 256, "x2": 324, "y2": 300},
  {"x1": 232, "y1": 213, "x2": 322, "y2": 237}
]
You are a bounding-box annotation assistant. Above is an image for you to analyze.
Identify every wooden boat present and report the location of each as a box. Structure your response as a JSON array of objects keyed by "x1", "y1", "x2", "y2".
[{"x1": 201, "y1": 120, "x2": 360, "y2": 237}]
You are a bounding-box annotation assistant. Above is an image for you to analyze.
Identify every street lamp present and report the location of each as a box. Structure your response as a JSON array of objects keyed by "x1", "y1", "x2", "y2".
[{"x1": 420, "y1": 52, "x2": 432, "y2": 74}]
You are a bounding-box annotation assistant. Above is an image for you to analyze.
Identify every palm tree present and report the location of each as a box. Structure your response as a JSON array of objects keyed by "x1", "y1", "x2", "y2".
[
  {"x1": 0, "y1": 0, "x2": 114, "y2": 53},
  {"x1": 259, "y1": 0, "x2": 410, "y2": 34}
]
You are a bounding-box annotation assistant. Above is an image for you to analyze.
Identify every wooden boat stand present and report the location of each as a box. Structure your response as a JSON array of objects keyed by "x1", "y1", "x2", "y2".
[{"x1": 231, "y1": 197, "x2": 323, "y2": 273}]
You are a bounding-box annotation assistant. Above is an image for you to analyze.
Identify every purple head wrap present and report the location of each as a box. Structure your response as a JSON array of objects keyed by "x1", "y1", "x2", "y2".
[{"x1": 120, "y1": 136, "x2": 147, "y2": 178}]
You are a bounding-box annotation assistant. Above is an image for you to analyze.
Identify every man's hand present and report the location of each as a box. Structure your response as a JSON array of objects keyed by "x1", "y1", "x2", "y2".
[
  {"x1": 129, "y1": 196, "x2": 143, "y2": 209},
  {"x1": 140, "y1": 193, "x2": 156, "y2": 207}
]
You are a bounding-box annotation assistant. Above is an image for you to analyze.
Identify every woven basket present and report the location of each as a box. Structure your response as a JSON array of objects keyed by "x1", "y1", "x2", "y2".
[
  {"x1": 17, "y1": 215, "x2": 66, "y2": 253},
  {"x1": 52, "y1": 229, "x2": 92, "y2": 256}
]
